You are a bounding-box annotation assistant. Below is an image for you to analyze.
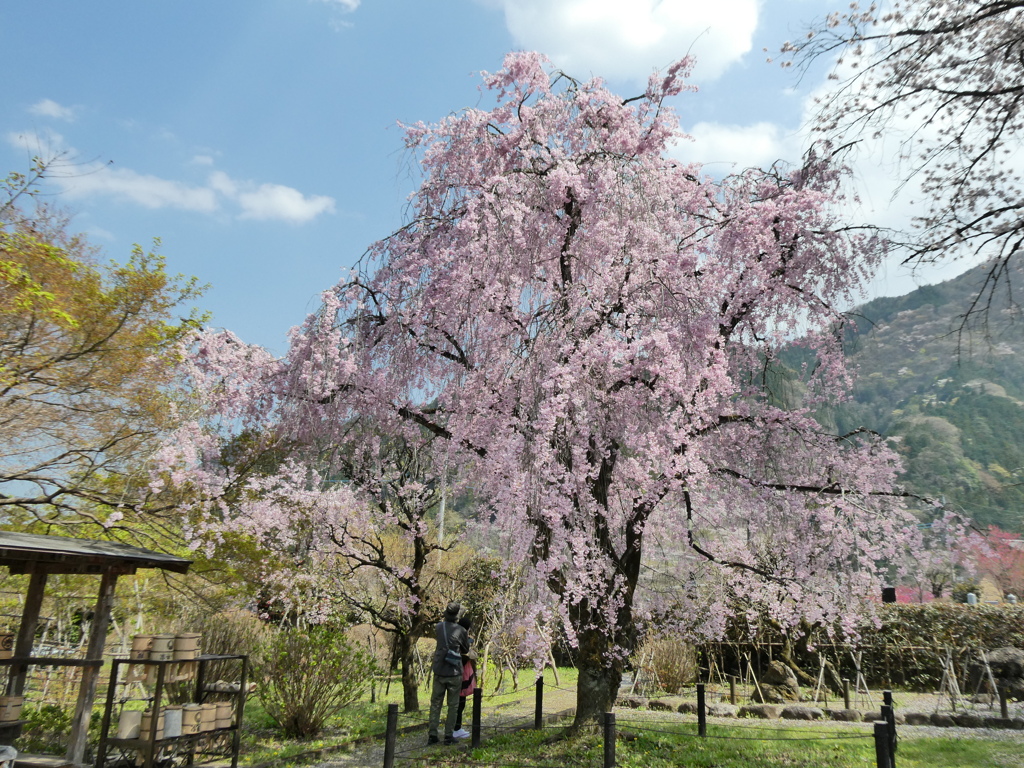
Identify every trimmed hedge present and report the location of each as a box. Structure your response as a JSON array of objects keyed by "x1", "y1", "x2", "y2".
[{"x1": 701, "y1": 603, "x2": 1024, "y2": 691}]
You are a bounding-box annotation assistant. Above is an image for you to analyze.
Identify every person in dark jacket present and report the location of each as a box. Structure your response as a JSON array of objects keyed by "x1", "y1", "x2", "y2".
[{"x1": 427, "y1": 602, "x2": 470, "y2": 745}]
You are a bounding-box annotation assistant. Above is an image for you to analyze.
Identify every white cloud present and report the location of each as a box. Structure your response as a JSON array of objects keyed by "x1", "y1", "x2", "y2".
[
  {"x1": 5, "y1": 132, "x2": 335, "y2": 224},
  {"x1": 64, "y1": 165, "x2": 220, "y2": 213},
  {"x1": 671, "y1": 121, "x2": 802, "y2": 171},
  {"x1": 28, "y1": 99, "x2": 78, "y2": 122},
  {"x1": 208, "y1": 170, "x2": 335, "y2": 222},
  {"x1": 494, "y1": 0, "x2": 760, "y2": 82},
  {"x1": 316, "y1": 0, "x2": 359, "y2": 9}
]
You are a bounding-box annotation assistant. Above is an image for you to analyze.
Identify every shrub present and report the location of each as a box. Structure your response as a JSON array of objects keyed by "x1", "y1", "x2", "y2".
[
  {"x1": 18, "y1": 704, "x2": 72, "y2": 755},
  {"x1": 253, "y1": 625, "x2": 375, "y2": 738},
  {"x1": 634, "y1": 635, "x2": 698, "y2": 695}
]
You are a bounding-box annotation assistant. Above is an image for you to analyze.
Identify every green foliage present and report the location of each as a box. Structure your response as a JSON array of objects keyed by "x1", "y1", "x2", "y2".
[
  {"x1": 18, "y1": 703, "x2": 72, "y2": 755},
  {"x1": 253, "y1": 625, "x2": 376, "y2": 739}
]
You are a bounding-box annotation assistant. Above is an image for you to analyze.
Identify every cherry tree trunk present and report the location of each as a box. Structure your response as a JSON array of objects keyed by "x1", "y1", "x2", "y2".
[
  {"x1": 572, "y1": 628, "x2": 624, "y2": 730},
  {"x1": 397, "y1": 633, "x2": 420, "y2": 712}
]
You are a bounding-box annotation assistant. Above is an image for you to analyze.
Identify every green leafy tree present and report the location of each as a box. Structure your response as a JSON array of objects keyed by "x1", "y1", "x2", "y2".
[{"x1": 0, "y1": 160, "x2": 207, "y2": 530}]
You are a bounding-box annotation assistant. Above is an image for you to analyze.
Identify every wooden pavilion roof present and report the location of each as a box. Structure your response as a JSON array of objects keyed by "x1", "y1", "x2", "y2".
[{"x1": 0, "y1": 531, "x2": 192, "y2": 575}]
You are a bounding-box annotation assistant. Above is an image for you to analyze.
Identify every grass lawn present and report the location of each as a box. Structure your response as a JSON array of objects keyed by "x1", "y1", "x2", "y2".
[{"x1": 438, "y1": 723, "x2": 1023, "y2": 768}]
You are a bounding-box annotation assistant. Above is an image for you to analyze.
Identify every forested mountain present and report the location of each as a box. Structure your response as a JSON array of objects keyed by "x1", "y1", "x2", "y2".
[{"x1": 837, "y1": 262, "x2": 1024, "y2": 532}]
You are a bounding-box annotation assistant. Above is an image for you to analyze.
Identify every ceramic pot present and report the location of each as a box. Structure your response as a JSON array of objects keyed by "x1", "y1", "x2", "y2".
[
  {"x1": 0, "y1": 632, "x2": 14, "y2": 659},
  {"x1": 163, "y1": 706, "x2": 182, "y2": 738},
  {"x1": 182, "y1": 704, "x2": 202, "y2": 734},
  {"x1": 174, "y1": 633, "x2": 201, "y2": 652},
  {"x1": 116, "y1": 710, "x2": 143, "y2": 739},
  {"x1": 150, "y1": 634, "x2": 175, "y2": 654},
  {"x1": 0, "y1": 696, "x2": 24, "y2": 722}
]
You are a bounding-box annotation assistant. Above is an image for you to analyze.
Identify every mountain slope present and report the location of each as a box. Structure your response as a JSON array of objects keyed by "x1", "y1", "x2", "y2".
[{"x1": 838, "y1": 262, "x2": 1024, "y2": 531}]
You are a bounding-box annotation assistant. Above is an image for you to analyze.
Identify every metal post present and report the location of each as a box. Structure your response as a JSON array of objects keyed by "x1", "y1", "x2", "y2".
[
  {"x1": 535, "y1": 676, "x2": 544, "y2": 729},
  {"x1": 843, "y1": 678, "x2": 851, "y2": 710},
  {"x1": 603, "y1": 712, "x2": 615, "y2": 768},
  {"x1": 874, "y1": 721, "x2": 892, "y2": 768},
  {"x1": 472, "y1": 687, "x2": 482, "y2": 748},
  {"x1": 697, "y1": 683, "x2": 707, "y2": 737},
  {"x1": 383, "y1": 704, "x2": 398, "y2": 768},
  {"x1": 729, "y1": 676, "x2": 737, "y2": 705}
]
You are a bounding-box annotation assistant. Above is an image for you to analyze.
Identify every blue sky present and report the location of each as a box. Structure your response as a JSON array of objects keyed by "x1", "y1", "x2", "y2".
[{"x1": 2, "y1": 1, "x2": 956, "y2": 353}]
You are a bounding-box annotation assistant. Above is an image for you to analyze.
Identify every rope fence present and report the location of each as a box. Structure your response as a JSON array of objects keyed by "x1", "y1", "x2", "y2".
[{"x1": 379, "y1": 682, "x2": 898, "y2": 768}]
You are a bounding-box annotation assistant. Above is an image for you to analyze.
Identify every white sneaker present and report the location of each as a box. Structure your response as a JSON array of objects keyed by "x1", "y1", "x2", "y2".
[{"x1": 452, "y1": 729, "x2": 470, "y2": 739}]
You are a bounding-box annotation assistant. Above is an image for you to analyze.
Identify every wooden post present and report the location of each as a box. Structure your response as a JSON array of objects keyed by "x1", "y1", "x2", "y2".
[
  {"x1": 882, "y1": 704, "x2": 897, "y2": 764},
  {"x1": 843, "y1": 678, "x2": 851, "y2": 710},
  {"x1": 874, "y1": 721, "x2": 892, "y2": 768},
  {"x1": 729, "y1": 676, "x2": 737, "y2": 705},
  {"x1": 471, "y1": 687, "x2": 482, "y2": 748},
  {"x1": 697, "y1": 683, "x2": 707, "y2": 737},
  {"x1": 603, "y1": 712, "x2": 615, "y2": 768},
  {"x1": 535, "y1": 676, "x2": 544, "y2": 729},
  {"x1": 383, "y1": 704, "x2": 398, "y2": 768},
  {"x1": 66, "y1": 569, "x2": 118, "y2": 765},
  {"x1": 8, "y1": 568, "x2": 47, "y2": 696},
  {"x1": 999, "y1": 687, "x2": 1009, "y2": 720}
]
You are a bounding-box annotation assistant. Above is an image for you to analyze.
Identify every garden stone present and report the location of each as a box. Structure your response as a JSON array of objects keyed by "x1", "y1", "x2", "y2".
[
  {"x1": 862, "y1": 711, "x2": 906, "y2": 725},
  {"x1": 930, "y1": 713, "x2": 956, "y2": 727},
  {"x1": 828, "y1": 709, "x2": 862, "y2": 722},
  {"x1": 781, "y1": 706, "x2": 823, "y2": 721},
  {"x1": 649, "y1": 697, "x2": 685, "y2": 712},
  {"x1": 983, "y1": 716, "x2": 1018, "y2": 729},
  {"x1": 966, "y1": 647, "x2": 1024, "y2": 701},
  {"x1": 903, "y1": 712, "x2": 931, "y2": 726},
  {"x1": 707, "y1": 704, "x2": 738, "y2": 718},
  {"x1": 616, "y1": 696, "x2": 648, "y2": 709},
  {"x1": 751, "y1": 661, "x2": 800, "y2": 703},
  {"x1": 951, "y1": 712, "x2": 986, "y2": 728},
  {"x1": 738, "y1": 705, "x2": 782, "y2": 719},
  {"x1": 677, "y1": 701, "x2": 698, "y2": 714}
]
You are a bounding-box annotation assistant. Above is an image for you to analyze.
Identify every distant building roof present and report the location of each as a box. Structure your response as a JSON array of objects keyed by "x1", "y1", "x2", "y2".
[{"x1": 0, "y1": 531, "x2": 192, "y2": 575}]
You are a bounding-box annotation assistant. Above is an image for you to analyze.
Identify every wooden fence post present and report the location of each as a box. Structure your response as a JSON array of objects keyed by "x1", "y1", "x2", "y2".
[
  {"x1": 874, "y1": 721, "x2": 892, "y2": 768},
  {"x1": 843, "y1": 678, "x2": 851, "y2": 710},
  {"x1": 603, "y1": 712, "x2": 615, "y2": 768},
  {"x1": 535, "y1": 676, "x2": 544, "y2": 729},
  {"x1": 472, "y1": 687, "x2": 482, "y2": 748},
  {"x1": 382, "y1": 704, "x2": 398, "y2": 768},
  {"x1": 881, "y1": 704, "x2": 897, "y2": 766},
  {"x1": 697, "y1": 682, "x2": 707, "y2": 737}
]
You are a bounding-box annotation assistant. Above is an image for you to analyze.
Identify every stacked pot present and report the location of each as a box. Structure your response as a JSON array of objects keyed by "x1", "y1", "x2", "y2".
[{"x1": 129, "y1": 633, "x2": 202, "y2": 683}]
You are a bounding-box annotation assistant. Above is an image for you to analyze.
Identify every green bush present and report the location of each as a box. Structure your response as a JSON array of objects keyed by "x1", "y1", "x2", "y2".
[
  {"x1": 18, "y1": 704, "x2": 72, "y2": 755},
  {"x1": 253, "y1": 625, "x2": 376, "y2": 739}
]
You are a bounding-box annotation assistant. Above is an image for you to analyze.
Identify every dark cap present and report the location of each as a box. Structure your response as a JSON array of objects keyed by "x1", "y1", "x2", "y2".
[{"x1": 444, "y1": 602, "x2": 461, "y2": 620}]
